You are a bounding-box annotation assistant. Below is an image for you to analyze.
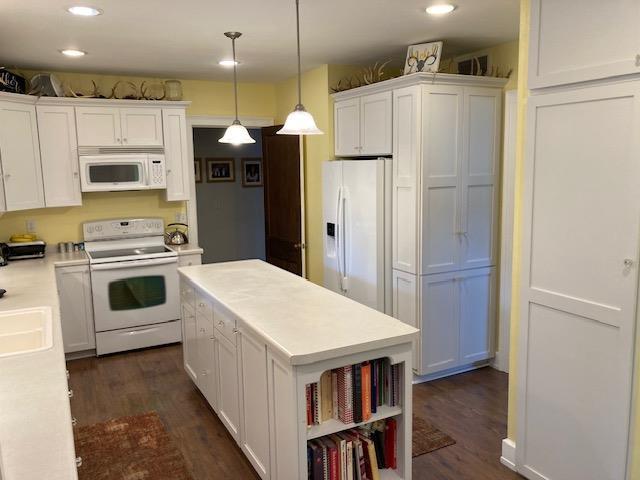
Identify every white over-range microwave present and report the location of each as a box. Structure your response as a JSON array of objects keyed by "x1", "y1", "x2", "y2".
[{"x1": 79, "y1": 149, "x2": 167, "y2": 192}]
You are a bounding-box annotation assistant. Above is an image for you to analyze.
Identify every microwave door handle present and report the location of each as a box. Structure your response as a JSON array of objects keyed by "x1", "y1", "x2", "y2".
[{"x1": 90, "y1": 257, "x2": 178, "y2": 271}]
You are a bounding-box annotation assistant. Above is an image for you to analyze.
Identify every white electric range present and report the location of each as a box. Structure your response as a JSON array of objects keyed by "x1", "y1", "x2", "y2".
[{"x1": 84, "y1": 218, "x2": 181, "y2": 355}]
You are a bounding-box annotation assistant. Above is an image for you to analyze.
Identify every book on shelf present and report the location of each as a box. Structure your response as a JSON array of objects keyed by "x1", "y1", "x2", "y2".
[
  {"x1": 306, "y1": 418, "x2": 398, "y2": 480},
  {"x1": 306, "y1": 358, "x2": 401, "y2": 427}
]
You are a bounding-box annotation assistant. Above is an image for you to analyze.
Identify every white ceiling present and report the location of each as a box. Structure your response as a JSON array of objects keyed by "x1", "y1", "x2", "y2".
[{"x1": 0, "y1": 0, "x2": 519, "y2": 82}]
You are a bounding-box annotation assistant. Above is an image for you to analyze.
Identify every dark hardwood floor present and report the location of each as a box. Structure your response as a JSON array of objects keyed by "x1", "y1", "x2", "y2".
[{"x1": 67, "y1": 345, "x2": 521, "y2": 480}]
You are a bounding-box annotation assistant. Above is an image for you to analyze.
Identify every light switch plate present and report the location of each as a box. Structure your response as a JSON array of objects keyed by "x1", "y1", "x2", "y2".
[
  {"x1": 175, "y1": 212, "x2": 187, "y2": 223},
  {"x1": 25, "y1": 219, "x2": 36, "y2": 232}
]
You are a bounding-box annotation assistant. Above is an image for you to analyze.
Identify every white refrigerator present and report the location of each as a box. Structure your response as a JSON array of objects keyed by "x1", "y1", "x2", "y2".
[{"x1": 322, "y1": 158, "x2": 392, "y2": 314}]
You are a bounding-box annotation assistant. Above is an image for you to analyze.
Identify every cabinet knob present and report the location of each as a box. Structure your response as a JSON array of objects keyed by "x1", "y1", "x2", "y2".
[
  {"x1": 72, "y1": 417, "x2": 78, "y2": 426},
  {"x1": 123, "y1": 138, "x2": 128, "y2": 143},
  {"x1": 199, "y1": 302, "x2": 205, "y2": 307},
  {"x1": 233, "y1": 327, "x2": 239, "y2": 334},
  {"x1": 624, "y1": 258, "x2": 635, "y2": 267},
  {"x1": 68, "y1": 389, "x2": 74, "y2": 398},
  {"x1": 116, "y1": 138, "x2": 121, "y2": 143},
  {"x1": 218, "y1": 320, "x2": 224, "y2": 327}
]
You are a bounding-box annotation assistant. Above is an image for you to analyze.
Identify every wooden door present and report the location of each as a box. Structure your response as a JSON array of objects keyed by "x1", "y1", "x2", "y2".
[
  {"x1": 37, "y1": 105, "x2": 82, "y2": 207},
  {"x1": 0, "y1": 101, "x2": 45, "y2": 211},
  {"x1": 420, "y1": 272, "x2": 459, "y2": 375},
  {"x1": 261, "y1": 126, "x2": 303, "y2": 276},
  {"x1": 56, "y1": 265, "x2": 95, "y2": 353},
  {"x1": 360, "y1": 91, "x2": 392, "y2": 156},
  {"x1": 517, "y1": 83, "x2": 640, "y2": 480},
  {"x1": 392, "y1": 85, "x2": 421, "y2": 275},
  {"x1": 120, "y1": 108, "x2": 163, "y2": 146},
  {"x1": 421, "y1": 85, "x2": 463, "y2": 275},
  {"x1": 458, "y1": 267, "x2": 495, "y2": 364},
  {"x1": 529, "y1": 0, "x2": 640, "y2": 89},
  {"x1": 75, "y1": 106, "x2": 122, "y2": 146},
  {"x1": 334, "y1": 98, "x2": 360, "y2": 156},
  {"x1": 459, "y1": 87, "x2": 500, "y2": 271}
]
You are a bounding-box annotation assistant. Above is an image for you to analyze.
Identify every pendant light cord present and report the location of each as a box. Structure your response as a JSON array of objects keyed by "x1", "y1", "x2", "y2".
[
  {"x1": 296, "y1": 0, "x2": 302, "y2": 107},
  {"x1": 232, "y1": 37, "x2": 239, "y2": 122}
]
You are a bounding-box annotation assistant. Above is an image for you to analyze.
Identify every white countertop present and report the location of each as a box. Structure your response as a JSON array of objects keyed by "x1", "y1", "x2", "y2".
[
  {"x1": 178, "y1": 260, "x2": 418, "y2": 366},
  {"x1": 167, "y1": 243, "x2": 204, "y2": 255},
  {"x1": 0, "y1": 252, "x2": 83, "y2": 480}
]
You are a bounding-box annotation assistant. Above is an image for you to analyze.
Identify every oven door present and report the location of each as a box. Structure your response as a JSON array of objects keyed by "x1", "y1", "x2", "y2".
[
  {"x1": 80, "y1": 155, "x2": 148, "y2": 192},
  {"x1": 90, "y1": 256, "x2": 179, "y2": 332}
]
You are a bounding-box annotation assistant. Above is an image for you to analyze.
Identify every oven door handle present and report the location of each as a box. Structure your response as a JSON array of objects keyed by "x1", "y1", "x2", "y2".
[{"x1": 90, "y1": 257, "x2": 178, "y2": 271}]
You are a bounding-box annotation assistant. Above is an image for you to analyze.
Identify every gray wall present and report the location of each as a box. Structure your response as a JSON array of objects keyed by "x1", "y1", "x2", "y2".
[{"x1": 193, "y1": 127, "x2": 265, "y2": 264}]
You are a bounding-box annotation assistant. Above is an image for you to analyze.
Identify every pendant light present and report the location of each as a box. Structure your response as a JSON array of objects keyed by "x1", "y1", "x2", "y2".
[
  {"x1": 277, "y1": 0, "x2": 323, "y2": 135},
  {"x1": 219, "y1": 32, "x2": 256, "y2": 145}
]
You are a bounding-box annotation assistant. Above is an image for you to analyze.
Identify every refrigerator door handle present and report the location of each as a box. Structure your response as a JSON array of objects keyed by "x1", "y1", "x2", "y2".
[
  {"x1": 336, "y1": 186, "x2": 344, "y2": 291},
  {"x1": 341, "y1": 192, "x2": 349, "y2": 292}
]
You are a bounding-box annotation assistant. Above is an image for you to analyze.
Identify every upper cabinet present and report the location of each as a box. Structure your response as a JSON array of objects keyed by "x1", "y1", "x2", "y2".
[
  {"x1": 334, "y1": 91, "x2": 392, "y2": 156},
  {"x1": 36, "y1": 105, "x2": 82, "y2": 207},
  {"x1": 0, "y1": 99, "x2": 45, "y2": 211},
  {"x1": 163, "y1": 109, "x2": 190, "y2": 201},
  {"x1": 529, "y1": 0, "x2": 640, "y2": 89},
  {"x1": 76, "y1": 106, "x2": 163, "y2": 147}
]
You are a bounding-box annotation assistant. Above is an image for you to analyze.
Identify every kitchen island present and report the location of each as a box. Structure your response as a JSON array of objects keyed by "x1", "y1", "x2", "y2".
[{"x1": 178, "y1": 260, "x2": 418, "y2": 480}]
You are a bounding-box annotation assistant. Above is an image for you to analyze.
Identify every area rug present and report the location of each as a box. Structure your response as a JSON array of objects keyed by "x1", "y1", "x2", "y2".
[
  {"x1": 412, "y1": 415, "x2": 456, "y2": 457},
  {"x1": 74, "y1": 411, "x2": 192, "y2": 480}
]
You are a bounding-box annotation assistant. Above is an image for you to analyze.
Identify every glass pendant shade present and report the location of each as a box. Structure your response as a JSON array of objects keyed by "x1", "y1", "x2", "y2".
[
  {"x1": 277, "y1": 104, "x2": 323, "y2": 135},
  {"x1": 219, "y1": 31, "x2": 255, "y2": 145},
  {"x1": 219, "y1": 120, "x2": 256, "y2": 145},
  {"x1": 278, "y1": 0, "x2": 324, "y2": 136}
]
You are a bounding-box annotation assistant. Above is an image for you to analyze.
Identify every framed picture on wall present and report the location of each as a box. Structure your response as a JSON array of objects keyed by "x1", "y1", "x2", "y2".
[
  {"x1": 194, "y1": 158, "x2": 203, "y2": 183},
  {"x1": 242, "y1": 159, "x2": 263, "y2": 187},
  {"x1": 404, "y1": 40, "x2": 443, "y2": 75},
  {"x1": 206, "y1": 158, "x2": 235, "y2": 182}
]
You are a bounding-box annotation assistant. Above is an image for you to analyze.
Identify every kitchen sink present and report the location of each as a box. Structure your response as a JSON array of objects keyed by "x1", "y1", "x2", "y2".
[{"x1": 0, "y1": 307, "x2": 53, "y2": 358}]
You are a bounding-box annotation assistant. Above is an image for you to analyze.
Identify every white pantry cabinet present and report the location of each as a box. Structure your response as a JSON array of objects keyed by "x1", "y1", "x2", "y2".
[
  {"x1": 75, "y1": 106, "x2": 163, "y2": 147},
  {"x1": 55, "y1": 265, "x2": 95, "y2": 353},
  {"x1": 334, "y1": 91, "x2": 392, "y2": 156},
  {"x1": 528, "y1": 0, "x2": 640, "y2": 89},
  {"x1": 36, "y1": 105, "x2": 82, "y2": 207},
  {"x1": 163, "y1": 109, "x2": 190, "y2": 201},
  {"x1": 516, "y1": 81, "x2": 639, "y2": 480},
  {"x1": 0, "y1": 98, "x2": 45, "y2": 211}
]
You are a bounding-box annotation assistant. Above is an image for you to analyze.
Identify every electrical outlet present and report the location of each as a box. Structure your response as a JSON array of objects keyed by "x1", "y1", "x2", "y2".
[
  {"x1": 175, "y1": 212, "x2": 187, "y2": 223},
  {"x1": 25, "y1": 219, "x2": 36, "y2": 233}
]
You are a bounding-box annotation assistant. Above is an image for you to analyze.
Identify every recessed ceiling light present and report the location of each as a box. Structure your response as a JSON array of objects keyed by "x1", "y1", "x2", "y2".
[
  {"x1": 218, "y1": 59, "x2": 239, "y2": 67},
  {"x1": 60, "y1": 49, "x2": 87, "y2": 57},
  {"x1": 426, "y1": 4, "x2": 456, "y2": 15},
  {"x1": 67, "y1": 5, "x2": 102, "y2": 16}
]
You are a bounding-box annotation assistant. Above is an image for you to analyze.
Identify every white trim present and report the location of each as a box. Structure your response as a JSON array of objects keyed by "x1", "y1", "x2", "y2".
[
  {"x1": 493, "y1": 90, "x2": 518, "y2": 374},
  {"x1": 412, "y1": 361, "x2": 491, "y2": 384},
  {"x1": 0, "y1": 91, "x2": 191, "y2": 108},
  {"x1": 299, "y1": 136, "x2": 307, "y2": 278},
  {"x1": 500, "y1": 438, "x2": 517, "y2": 471},
  {"x1": 185, "y1": 115, "x2": 275, "y2": 247}
]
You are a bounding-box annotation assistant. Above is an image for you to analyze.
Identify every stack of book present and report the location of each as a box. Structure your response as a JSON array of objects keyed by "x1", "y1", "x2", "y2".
[
  {"x1": 307, "y1": 418, "x2": 398, "y2": 480},
  {"x1": 306, "y1": 359, "x2": 402, "y2": 426}
]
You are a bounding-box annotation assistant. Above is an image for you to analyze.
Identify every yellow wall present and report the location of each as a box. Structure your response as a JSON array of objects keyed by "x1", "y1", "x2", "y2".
[
  {"x1": 0, "y1": 70, "x2": 278, "y2": 245},
  {"x1": 506, "y1": 0, "x2": 530, "y2": 442}
]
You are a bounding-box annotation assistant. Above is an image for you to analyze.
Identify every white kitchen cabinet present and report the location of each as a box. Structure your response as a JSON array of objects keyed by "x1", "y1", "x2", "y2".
[
  {"x1": 195, "y1": 296, "x2": 217, "y2": 409},
  {"x1": 36, "y1": 105, "x2": 82, "y2": 207},
  {"x1": 75, "y1": 106, "x2": 122, "y2": 146},
  {"x1": 392, "y1": 269, "x2": 419, "y2": 370},
  {"x1": 529, "y1": 0, "x2": 640, "y2": 89},
  {"x1": 217, "y1": 331, "x2": 241, "y2": 442},
  {"x1": 238, "y1": 328, "x2": 270, "y2": 479},
  {"x1": 392, "y1": 85, "x2": 421, "y2": 274},
  {"x1": 334, "y1": 97, "x2": 360, "y2": 156},
  {"x1": 182, "y1": 303, "x2": 198, "y2": 383},
  {"x1": 334, "y1": 91, "x2": 392, "y2": 156},
  {"x1": 76, "y1": 106, "x2": 163, "y2": 147},
  {"x1": 55, "y1": 265, "x2": 95, "y2": 353},
  {"x1": 119, "y1": 108, "x2": 163, "y2": 146},
  {"x1": 178, "y1": 253, "x2": 202, "y2": 268},
  {"x1": 163, "y1": 109, "x2": 190, "y2": 201},
  {"x1": 0, "y1": 99, "x2": 45, "y2": 211},
  {"x1": 516, "y1": 82, "x2": 640, "y2": 480},
  {"x1": 458, "y1": 267, "x2": 495, "y2": 364}
]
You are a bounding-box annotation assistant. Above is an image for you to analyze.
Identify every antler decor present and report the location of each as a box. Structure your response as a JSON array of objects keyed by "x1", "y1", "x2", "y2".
[
  {"x1": 330, "y1": 60, "x2": 395, "y2": 93},
  {"x1": 64, "y1": 80, "x2": 103, "y2": 98}
]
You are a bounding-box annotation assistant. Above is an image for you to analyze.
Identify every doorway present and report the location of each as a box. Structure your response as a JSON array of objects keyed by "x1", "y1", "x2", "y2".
[{"x1": 193, "y1": 127, "x2": 265, "y2": 264}]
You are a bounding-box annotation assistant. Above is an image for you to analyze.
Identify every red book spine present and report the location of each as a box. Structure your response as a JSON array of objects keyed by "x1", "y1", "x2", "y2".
[
  {"x1": 384, "y1": 418, "x2": 397, "y2": 469},
  {"x1": 329, "y1": 446, "x2": 339, "y2": 480},
  {"x1": 306, "y1": 384, "x2": 312, "y2": 426}
]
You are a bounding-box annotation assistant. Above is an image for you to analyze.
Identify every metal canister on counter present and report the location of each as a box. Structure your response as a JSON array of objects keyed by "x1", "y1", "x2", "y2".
[{"x1": 58, "y1": 242, "x2": 68, "y2": 253}]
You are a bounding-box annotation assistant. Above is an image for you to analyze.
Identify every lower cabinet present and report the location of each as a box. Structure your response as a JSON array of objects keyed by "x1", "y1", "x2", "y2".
[
  {"x1": 55, "y1": 265, "x2": 95, "y2": 353},
  {"x1": 178, "y1": 253, "x2": 202, "y2": 268},
  {"x1": 238, "y1": 327, "x2": 270, "y2": 478},
  {"x1": 216, "y1": 332, "x2": 241, "y2": 442},
  {"x1": 182, "y1": 303, "x2": 198, "y2": 382},
  {"x1": 196, "y1": 300, "x2": 217, "y2": 410},
  {"x1": 392, "y1": 266, "x2": 496, "y2": 376}
]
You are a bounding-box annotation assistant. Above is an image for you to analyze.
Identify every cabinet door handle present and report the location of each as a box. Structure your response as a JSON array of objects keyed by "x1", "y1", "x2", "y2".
[
  {"x1": 68, "y1": 389, "x2": 74, "y2": 398},
  {"x1": 218, "y1": 320, "x2": 224, "y2": 327},
  {"x1": 233, "y1": 327, "x2": 239, "y2": 334},
  {"x1": 76, "y1": 457, "x2": 83, "y2": 468},
  {"x1": 72, "y1": 417, "x2": 78, "y2": 426}
]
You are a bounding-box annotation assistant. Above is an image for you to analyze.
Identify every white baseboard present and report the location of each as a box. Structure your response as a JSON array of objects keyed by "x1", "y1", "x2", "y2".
[
  {"x1": 492, "y1": 350, "x2": 509, "y2": 373},
  {"x1": 500, "y1": 438, "x2": 517, "y2": 471},
  {"x1": 412, "y1": 361, "x2": 491, "y2": 384}
]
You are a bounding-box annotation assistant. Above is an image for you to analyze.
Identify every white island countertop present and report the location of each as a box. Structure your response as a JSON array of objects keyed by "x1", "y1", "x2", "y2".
[{"x1": 179, "y1": 260, "x2": 418, "y2": 366}]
